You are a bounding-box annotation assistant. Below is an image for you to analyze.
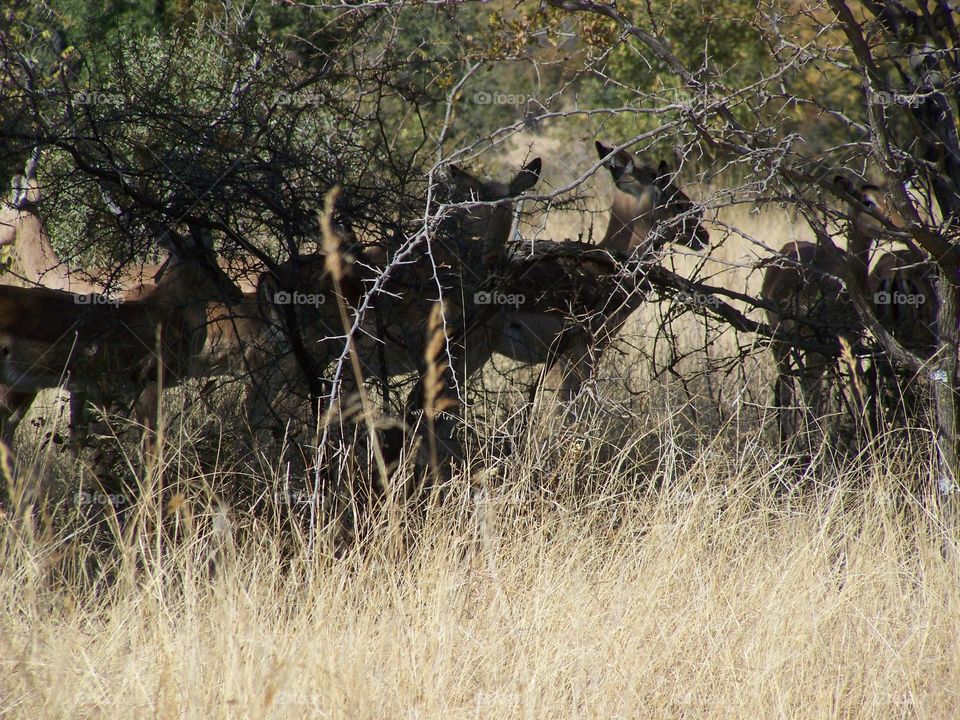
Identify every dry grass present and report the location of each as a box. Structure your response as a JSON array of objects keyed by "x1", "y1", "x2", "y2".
[
  {"x1": 2, "y1": 142, "x2": 959, "y2": 719},
  {"x1": 2, "y1": 425, "x2": 959, "y2": 718}
]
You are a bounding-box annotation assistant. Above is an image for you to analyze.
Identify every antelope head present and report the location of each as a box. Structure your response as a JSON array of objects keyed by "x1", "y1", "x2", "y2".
[
  {"x1": 444, "y1": 157, "x2": 542, "y2": 262},
  {"x1": 596, "y1": 141, "x2": 709, "y2": 252},
  {"x1": 832, "y1": 175, "x2": 907, "y2": 242},
  {"x1": 155, "y1": 226, "x2": 244, "y2": 305}
]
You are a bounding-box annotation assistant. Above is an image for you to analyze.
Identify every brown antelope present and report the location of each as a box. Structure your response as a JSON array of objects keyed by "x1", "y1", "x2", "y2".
[
  {"x1": 250, "y1": 159, "x2": 543, "y2": 458},
  {"x1": 0, "y1": 170, "x2": 271, "y2": 444},
  {"x1": 477, "y1": 141, "x2": 709, "y2": 405},
  {"x1": 867, "y1": 246, "x2": 939, "y2": 417},
  {"x1": 0, "y1": 229, "x2": 243, "y2": 454},
  {"x1": 0, "y1": 174, "x2": 183, "y2": 441},
  {"x1": 0, "y1": 174, "x2": 166, "y2": 297},
  {"x1": 869, "y1": 248, "x2": 938, "y2": 356},
  {"x1": 0, "y1": 174, "x2": 130, "y2": 440},
  {"x1": 761, "y1": 176, "x2": 905, "y2": 444}
]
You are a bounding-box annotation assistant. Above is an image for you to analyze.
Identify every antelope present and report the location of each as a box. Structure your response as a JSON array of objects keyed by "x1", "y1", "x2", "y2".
[
  {"x1": 0, "y1": 229, "x2": 243, "y2": 455},
  {"x1": 869, "y1": 248, "x2": 938, "y2": 356},
  {"x1": 0, "y1": 172, "x2": 150, "y2": 440},
  {"x1": 761, "y1": 176, "x2": 905, "y2": 444},
  {"x1": 0, "y1": 174, "x2": 163, "y2": 297},
  {"x1": 251, "y1": 159, "x2": 543, "y2": 457},
  {"x1": 0, "y1": 170, "x2": 270, "y2": 444},
  {"x1": 476, "y1": 141, "x2": 709, "y2": 405},
  {"x1": 867, "y1": 245, "x2": 939, "y2": 417},
  {"x1": 0, "y1": 172, "x2": 176, "y2": 441}
]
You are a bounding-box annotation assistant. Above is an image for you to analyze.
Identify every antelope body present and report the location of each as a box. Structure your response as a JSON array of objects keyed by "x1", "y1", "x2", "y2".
[
  {"x1": 482, "y1": 141, "x2": 708, "y2": 403},
  {"x1": 0, "y1": 235, "x2": 242, "y2": 447},
  {"x1": 761, "y1": 177, "x2": 904, "y2": 443}
]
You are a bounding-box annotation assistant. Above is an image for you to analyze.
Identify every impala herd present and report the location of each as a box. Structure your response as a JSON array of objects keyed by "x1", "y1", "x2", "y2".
[{"x1": 0, "y1": 139, "x2": 941, "y2": 487}]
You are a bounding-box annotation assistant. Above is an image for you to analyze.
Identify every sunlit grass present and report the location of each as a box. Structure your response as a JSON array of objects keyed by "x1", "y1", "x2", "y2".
[
  {"x1": 2, "y1": 203, "x2": 958, "y2": 719},
  {"x1": 2, "y1": 419, "x2": 958, "y2": 718}
]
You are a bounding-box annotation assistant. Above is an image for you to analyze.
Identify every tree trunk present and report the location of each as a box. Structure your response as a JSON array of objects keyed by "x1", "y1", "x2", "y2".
[{"x1": 934, "y1": 271, "x2": 960, "y2": 499}]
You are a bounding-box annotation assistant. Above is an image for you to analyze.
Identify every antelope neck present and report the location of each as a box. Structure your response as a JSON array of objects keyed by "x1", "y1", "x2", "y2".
[
  {"x1": 12, "y1": 208, "x2": 73, "y2": 291},
  {"x1": 846, "y1": 224, "x2": 873, "y2": 293},
  {"x1": 599, "y1": 190, "x2": 657, "y2": 254}
]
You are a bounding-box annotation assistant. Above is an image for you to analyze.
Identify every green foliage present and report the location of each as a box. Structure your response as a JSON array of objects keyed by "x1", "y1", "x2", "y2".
[
  {"x1": 569, "y1": 0, "x2": 772, "y2": 148},
  {"x1": 50, "y1": 0, "x2": 174, "y2": 46}
]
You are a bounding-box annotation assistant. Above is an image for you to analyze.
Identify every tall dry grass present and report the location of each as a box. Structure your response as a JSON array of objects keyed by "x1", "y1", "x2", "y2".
[
  {"x1": 2, "y1": 418, "x2": 958, "y2": 718},
  {"x1": 2, "y1": 137, "x2": 958, "y2": 718}
]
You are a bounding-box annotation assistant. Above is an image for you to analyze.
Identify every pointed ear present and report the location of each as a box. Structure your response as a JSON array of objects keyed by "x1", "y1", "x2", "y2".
[
  {"x1": 508, "y1": 157, "x2": 541, "y2": 196},
  {"x1": 188, "y1": 224, "x2": 214, "y2": 250},
  {"x1": 153, "y1": 227, "x2": 184, "y2": 259},
  {"x1": 10, "y1": 175, "x2": 24, "y2": 205},
  {"x1": 448, "y1": 163, "x2": 480, "y2": 194},
  {"x1": 595, "y1": 140, "x2": 614, "y2": 159},
  {"x1": 833, "y1": 174, "x2": 857, "y2": 198},
  {"x1": 10, "y1": 174, "x2": 40, "y2": 208},
  {"x1": 448, "y1": 163, "x2": 475, "y2": 184},
  {"x1": 655, "y1": 160, "x2": 673, "y2": 189}
]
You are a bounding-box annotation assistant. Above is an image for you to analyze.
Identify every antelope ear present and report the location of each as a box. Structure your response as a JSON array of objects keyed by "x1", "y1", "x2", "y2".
[
  {"x1": 10, "y1": 175, "x2": 24, "y2": 205},
  {"x1": 655, "y1": 160, "x2": 673, "y2": 189},
  {"x1": 833, "y1": 174, "x2": 857, "y2": 198},
  {"x1": 448, "y1": 163, "x2": 474, "y2": 183},
  {"x1": 448, "y1": 162, "x2": 480, "y2": 194},
  {"x1": 595, "y1": 140, "x2": 614, "y2": 159},
  {"x1": 188, "y1": 224, "x2": 214, "y2": 250},
  {"x1": 508, "y1": 157, "x2": 542, "y2": 196},
  {"x1": 154, "y1": 227, "x2": 186, "y2": 259},
  {"x1": 10, "y1": 174, "x2": 40, "y2": 207}
]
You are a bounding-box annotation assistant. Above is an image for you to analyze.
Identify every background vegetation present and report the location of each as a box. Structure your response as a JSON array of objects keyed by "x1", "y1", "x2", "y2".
[{"x1": 1, "y1": 1, "x2": 958, "y2": 716}]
